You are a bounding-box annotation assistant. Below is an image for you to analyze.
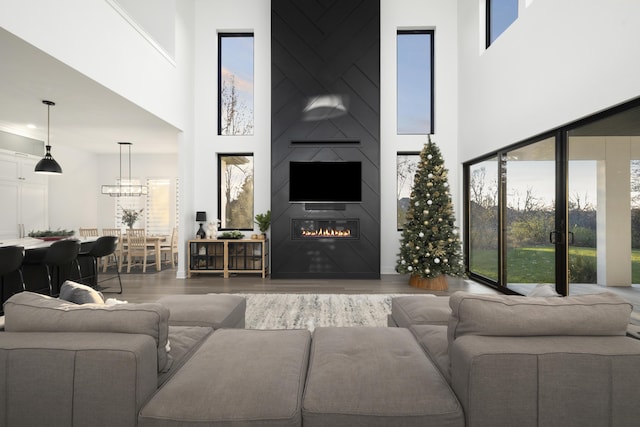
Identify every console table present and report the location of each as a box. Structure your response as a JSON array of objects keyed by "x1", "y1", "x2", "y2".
[{"x1": 187, "y1": 239, "x2": 269, "y2": 278}]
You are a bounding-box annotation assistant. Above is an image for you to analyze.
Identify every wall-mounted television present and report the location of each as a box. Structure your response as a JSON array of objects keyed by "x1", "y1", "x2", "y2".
[{"x1": 289, "y1": 161, "x2": 362, "y2": 203}]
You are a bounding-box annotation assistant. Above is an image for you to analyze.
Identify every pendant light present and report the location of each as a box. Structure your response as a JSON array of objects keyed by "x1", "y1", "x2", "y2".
[
  {"x1": 34, "y1": 100, "x2": 63, "y2": 174},
  {"x1": 101, "y1": 141, "x2": 148, "y2": 196}
]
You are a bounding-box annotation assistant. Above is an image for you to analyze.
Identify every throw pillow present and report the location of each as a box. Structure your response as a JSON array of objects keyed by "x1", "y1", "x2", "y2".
[
  {"x1": 527, "y1": 283, "x2": 560, "y2": 297},
  {"x1": 59, "y1": 280, "x2": 105, "y2": 304}
]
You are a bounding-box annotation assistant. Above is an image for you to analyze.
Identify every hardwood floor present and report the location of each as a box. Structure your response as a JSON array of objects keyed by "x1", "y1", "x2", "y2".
[
  {"x1": 107, "y1": 268, "x2": 640, "y2": 325},
  {"x1": 106, "y1": 268, "x2": 498, "y2": 304}
]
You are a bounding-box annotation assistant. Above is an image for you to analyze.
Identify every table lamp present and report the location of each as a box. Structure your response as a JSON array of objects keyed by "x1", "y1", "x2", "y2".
[{"x1": 196, "y1": 211, "x2": 207, "y2": 239}]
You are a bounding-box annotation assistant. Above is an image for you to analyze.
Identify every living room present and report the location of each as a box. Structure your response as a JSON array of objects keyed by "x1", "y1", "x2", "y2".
[
  {"x1": 1, "y1": 0, "x2": 638, "y2": 287},
  {"x1": 2, "y1": 1, "x2": 640, "y2": 425}
]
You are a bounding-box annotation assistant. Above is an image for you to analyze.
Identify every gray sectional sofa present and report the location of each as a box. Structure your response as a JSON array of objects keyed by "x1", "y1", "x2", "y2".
[{"x1": 1, "y1": 284, "x2": 639, "y2": 427}]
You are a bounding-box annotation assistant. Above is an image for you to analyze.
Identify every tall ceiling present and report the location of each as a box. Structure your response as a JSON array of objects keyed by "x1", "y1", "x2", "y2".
[{"x1": 0, "y1": 27, "x2": 180, "y2": 155}]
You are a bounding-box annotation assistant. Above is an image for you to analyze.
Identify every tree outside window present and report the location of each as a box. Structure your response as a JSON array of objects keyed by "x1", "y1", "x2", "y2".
[
  {"x1": 219, "y1": 33, "x2": 254, "y2": 136},
  {"x1": 218, "y1": 154, "x2": 254, "y2": 230}
]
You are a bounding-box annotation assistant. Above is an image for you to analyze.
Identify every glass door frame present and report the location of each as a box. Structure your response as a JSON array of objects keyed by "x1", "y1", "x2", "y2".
[{"x1": 464, "y1": 130, "x2": 570, "y2": 295}]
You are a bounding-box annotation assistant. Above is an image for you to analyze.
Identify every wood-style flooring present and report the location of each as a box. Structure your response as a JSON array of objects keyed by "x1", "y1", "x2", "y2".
[
  {"x1": 107, "y1": 268, "x2": 640, "y2": 325},
  {"x1": 107, "y1": 269, "x2": 498, "y2": 304}
]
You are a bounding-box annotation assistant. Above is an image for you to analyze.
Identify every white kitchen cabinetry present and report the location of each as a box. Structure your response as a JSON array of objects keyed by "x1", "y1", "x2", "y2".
[{"x1": 0, "y1": 151, "x2": 48, "y2": 239}]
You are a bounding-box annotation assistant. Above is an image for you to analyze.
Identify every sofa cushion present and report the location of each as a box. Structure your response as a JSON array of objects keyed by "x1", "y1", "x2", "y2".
[
  {"x1": 3, "y1": 291, "x2": 171, "y2": 372},
  {"x1": 158, "y1": 326, "x2": 213, "y2": 387},
  {"x1": 139, "y1": 329, "x2": 311, "y2": 427},
  {"x1": 156, "y1": 294, "x2": 245, "y2": 329},
  {"x1": 302, "y1": 327, "x2": 464, "y2": 427},
  {"x1": 448, "y1": 291, "x2": 633, "y2": 344},
  {"x1": 59, "y1": 280, "x2": 105, "y2": 304},
  {"x1": 410, "y1": 324, "x2": 451, "y2": 382},
  {"x1": 391, "y1": 295, "x2": 450, "y2": 327}
]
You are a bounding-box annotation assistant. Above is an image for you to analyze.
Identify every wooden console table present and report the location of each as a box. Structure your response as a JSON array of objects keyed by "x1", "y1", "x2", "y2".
[{"x1": 187, "y1": 239, "x2": 269, "y2": 278}]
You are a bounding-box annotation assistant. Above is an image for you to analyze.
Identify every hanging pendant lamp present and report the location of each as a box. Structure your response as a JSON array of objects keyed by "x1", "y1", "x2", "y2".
[
  {"x1": 101, "y1": 141, "x2": 148, "y2": 196},
  {"x1": 34, "y1": 100, "x2": 63, "y2": 174}
]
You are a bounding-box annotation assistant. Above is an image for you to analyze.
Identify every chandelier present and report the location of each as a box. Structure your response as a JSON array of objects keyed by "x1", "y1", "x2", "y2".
[{"x1": 101, "y1": 142, "x2": 148, "y2": 197}]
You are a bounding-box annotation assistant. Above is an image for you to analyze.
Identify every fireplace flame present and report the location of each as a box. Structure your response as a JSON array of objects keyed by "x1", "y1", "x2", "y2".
[{"x1": 301, "y1": 228, "x2": 352, "y2": 238}]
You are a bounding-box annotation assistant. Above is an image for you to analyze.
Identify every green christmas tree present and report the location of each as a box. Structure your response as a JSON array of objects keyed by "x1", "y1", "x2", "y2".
[{"x1": 396, "y1": 136, "x2": 465, "y2": 280}]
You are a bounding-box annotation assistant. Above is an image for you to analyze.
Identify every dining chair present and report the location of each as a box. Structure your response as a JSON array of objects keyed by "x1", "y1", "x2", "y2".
[
  {"x1": 43, "y1": 239, "x2": 81, "y2": 296},
  {"x1": 0, "y1": 246, "x2": 25, "y2": 312},
  {"x1": 161, "y1": 227, "x2": 179, "y2": 268},
  {"x1": 79, "y1": 228, "x2": 99, "y2": 238},
  {"x1": 78, "y1": 236, "x2": 122, "y2": 293},
  {"x1": 126, "y1": 229, "x2": 156, "y2": 273},
  {"x1": 102, "y1": 228, "x2": 124, "y2": 272}
]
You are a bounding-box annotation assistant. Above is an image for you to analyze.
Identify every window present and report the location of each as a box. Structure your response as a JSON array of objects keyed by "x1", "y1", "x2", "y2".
[
  {"x1": 486, "y1": 0, "x2": 518, "y2": 47},
  {"x1": 218, "y1": 154, "x2": 254, "y2": 230},
  {"x1": 145, "y1": 178, "x2": 171, "y2": 236},
  {"x1": 218, "y1": 33, "x2": 254, "y2": 135},
  {"x1": 115, "y1": 178, "x2": 178, "y2": 235},
  {"x1": 397, "y1": 30, "x2": 434, "y2": 135},
  {"x1": 396, "y1": 152, "x2": 420, "y2": 229}
]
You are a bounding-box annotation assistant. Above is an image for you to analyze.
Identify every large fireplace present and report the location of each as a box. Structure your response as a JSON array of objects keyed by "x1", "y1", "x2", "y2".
[
  {"x1": 292, "y1": 219, "x2": 360, "y2": 240},
  {"x1": 271, "y1": 0, "x2": 380, "y2": 279}
]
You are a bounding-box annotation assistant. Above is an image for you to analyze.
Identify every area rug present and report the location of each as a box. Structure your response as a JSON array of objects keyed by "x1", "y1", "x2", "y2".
[{"x1": 229, "y1": 293, "x2": 431, "y2": 331}]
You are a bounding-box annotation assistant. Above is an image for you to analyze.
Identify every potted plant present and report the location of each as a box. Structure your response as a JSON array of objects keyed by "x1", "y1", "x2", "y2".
[
  {"x1": 254, "y1": 210, "x2": 271, "y2": 239},
  {"x1": 122, "y1": 208, "x2": 144, "y2": 229}
]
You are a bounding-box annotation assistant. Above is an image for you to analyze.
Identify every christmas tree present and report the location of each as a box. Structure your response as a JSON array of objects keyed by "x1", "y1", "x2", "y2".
[{"x1": 396, "y1": 136, "x2": 465, "y2": 288}]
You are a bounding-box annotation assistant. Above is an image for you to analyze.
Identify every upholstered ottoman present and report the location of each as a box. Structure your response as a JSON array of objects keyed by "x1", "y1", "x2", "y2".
[
  {"x1": 156, "y1": 294, "x2": 245, "y2": 329},
  {"x1": 302, "y1": 327, "x2": 464, "y2": 427},
  {"x1": 139, "y1": 329, "x2": 311, "y2": 427},
  {"x1": 388, "y1": 295, "x2": 451, "y2": 327}
]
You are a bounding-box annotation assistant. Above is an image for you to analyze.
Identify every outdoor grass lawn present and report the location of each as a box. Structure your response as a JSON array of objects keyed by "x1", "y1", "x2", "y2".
[{"x1": 471, "y1": 246, "x2": 640, "y2": 283}]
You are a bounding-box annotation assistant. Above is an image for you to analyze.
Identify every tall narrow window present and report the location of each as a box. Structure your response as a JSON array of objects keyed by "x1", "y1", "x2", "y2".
[
  {"x1": 145, "y1": 178, "x2": 171, "y2": 236},
  {"x1": 397, "y1": 30, "x2": 434, "y2": 135},
  {"x1": 486, "y1": 0, "x2": 518, "y2": 47},
  {"x1": 218, "y1": 154, "x2": 254, "y2": 230},
  {"x1": 218, "y1": 33, "x2": 254, "y2": 135}
]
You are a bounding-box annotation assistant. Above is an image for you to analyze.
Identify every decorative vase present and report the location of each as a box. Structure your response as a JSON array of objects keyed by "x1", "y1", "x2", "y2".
[
  {"x1": 196, "y1": 223, "x2": 206, "y2": 239},
  {"x1": 408, "y1": 274, "x2": 448, "y2": 291}
]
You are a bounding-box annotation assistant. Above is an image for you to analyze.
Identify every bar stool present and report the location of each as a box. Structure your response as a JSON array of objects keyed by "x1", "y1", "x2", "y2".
[
  {"x1": 0, "y1": 246, "x2": 26, "y2": 311},
  {"x1": 78, "y1": 236, "x2": 122, "y2": 294},
  {"x1": 43, "y1": 239, "x2": 81, "y2": 296}
]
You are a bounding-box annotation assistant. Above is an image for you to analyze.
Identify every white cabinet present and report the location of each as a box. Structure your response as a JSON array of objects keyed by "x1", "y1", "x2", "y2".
[{"x1": 0, "y1": 151, "x2": 48, "y2": 239}]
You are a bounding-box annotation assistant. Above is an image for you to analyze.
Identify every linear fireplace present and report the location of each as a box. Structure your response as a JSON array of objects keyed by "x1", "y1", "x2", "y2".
[{"x1": 291, "y1": 219, "x2": 359, "y2": 240}]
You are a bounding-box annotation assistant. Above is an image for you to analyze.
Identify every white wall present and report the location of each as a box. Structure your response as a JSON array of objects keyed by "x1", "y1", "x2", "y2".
[
  {"x1": 380, "y1": 0, "x2": 459, "y2": 274},
  {"x1": 47, "y1": 145, "x2": 99, "y2": 232},
  {"x1": 0, "y1": 0, "x2": 186, "y2": 130},
  {"x1": 192, "y1": 0, "x2": 272, "y2": 236},
  {"x1": 458, "y1": 0, "x2": 640, "y2": 161}
]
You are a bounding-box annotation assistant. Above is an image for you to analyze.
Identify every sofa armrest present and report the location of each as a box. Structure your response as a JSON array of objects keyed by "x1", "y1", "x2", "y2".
[
  {"x1": 0, "y1": 332, "x2": 158, "y2": 427},
  {"x1": 450, "y1": 335, "x2": 640, "y2": 427}
]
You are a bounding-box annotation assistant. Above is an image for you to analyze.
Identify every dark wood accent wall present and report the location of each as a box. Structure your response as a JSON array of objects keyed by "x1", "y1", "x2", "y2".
[{"x1": 271, "y1": 0, "x2": 380, "y2": 279}]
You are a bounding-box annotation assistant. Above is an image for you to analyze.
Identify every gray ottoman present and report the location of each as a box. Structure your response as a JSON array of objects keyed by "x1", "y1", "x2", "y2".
[
  {"x1": 139, "y1": 329, "x2": 311, "y2": 426},
  {"x1": 157, "y1": 294, "x2": 245, "y2": 329},
  {"x1": 302, "y1": 327, "x2": 464, "y2": 427}
]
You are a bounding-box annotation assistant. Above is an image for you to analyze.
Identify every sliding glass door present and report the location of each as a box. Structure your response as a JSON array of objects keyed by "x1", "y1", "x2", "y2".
[
  {"x1": 466, "y1": 99, "x2": 640, "y2": 297},
  {"x1": 503, "y1": 137, "x2": 558, "y2": 295},
  {"x1": 566, "y1": 103, "x2": 640, "y2": 295}
]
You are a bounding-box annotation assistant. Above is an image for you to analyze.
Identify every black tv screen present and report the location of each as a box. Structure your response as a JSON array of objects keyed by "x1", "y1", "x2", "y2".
[{"x1": 289, "y1": 161, "x2": 362, "y2": 202}]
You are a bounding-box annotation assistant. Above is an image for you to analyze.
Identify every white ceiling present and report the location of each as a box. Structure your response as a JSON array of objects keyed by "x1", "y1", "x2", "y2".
[{"x1": 0, "y1": 27, "x2": 180, "y2": 155}]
